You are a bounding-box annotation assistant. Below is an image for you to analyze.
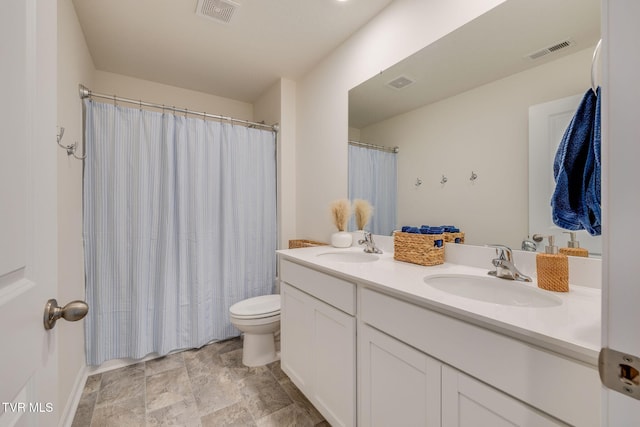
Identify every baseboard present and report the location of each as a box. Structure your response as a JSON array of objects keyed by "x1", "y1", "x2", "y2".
[{"x1": 57, "y1": 365, "x2": 89, "y2": 427}]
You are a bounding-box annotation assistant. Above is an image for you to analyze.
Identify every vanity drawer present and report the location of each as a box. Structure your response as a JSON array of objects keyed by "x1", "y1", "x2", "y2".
[{"x1": 280, "y1": 259, "x2": 356, "y2": 315}]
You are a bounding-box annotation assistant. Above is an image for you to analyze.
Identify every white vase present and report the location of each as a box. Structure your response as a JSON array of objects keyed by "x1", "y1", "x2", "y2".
[{"x1": 331, "y1": 231, "x2": 352, "y2": 248}]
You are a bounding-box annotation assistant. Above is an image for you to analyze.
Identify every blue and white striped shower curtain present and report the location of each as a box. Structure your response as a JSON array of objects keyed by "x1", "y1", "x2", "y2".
[
  {"x1": 348, "y1": 144, "x2": 397, "y2": 235},
  {"x1": 83, "y1": 99, "x2": 277, "y2": 366}
]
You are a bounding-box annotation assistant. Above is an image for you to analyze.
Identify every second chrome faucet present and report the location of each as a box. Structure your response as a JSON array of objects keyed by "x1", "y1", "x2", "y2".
[
  {"x1": 358, "y1": 231, "x2": 383, "y2": 254},
  {"x1": 487, "y1": 245, "x2": 532, "y2": 282}
]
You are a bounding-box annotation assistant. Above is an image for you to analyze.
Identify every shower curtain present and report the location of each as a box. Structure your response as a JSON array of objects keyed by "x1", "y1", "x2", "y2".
[
  {"x1": 348, "y1": 144, "x2": 397, "y2": 235},
  {"x1": 83, "y1": 99, "x2": 277, "y2": 366}
]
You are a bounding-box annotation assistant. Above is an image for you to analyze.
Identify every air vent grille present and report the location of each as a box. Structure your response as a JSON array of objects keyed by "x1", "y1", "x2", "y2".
[
  {"x1": 527, "y1": 39, "x2": 575, "y2": 60},
  {"x1": 387, "y1": 75, "x2": 415, "y2": 90},
  {"x1": 196, "y1": 0, "x2": 239, "y2": 24}
]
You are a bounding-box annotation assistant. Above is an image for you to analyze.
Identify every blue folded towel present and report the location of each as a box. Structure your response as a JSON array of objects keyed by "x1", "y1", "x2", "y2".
[{"x1": 551, "y1": 87, "x2": 601, "y2": 236}]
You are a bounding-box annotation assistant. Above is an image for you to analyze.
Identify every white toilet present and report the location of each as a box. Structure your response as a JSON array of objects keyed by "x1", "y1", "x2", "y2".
[{"x1": 229, "y1": 294, "x2": 281, "y2": 367}]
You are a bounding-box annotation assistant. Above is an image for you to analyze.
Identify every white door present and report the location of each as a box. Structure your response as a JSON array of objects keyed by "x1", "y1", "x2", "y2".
[
  {"x1": 601, "y1": 0, "x2": 640, "y2": 425},
  {"x1": 0, "y1": 0, "x2": 58, "y2": 426},
  {"x1": 529, "y1": 94, "x2": 602, "y2": 256}
]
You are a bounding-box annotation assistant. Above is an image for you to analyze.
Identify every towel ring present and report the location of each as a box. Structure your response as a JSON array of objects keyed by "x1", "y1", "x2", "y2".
[{"x1": 591, "y1": 39, "x2": 602, "y2": 95}]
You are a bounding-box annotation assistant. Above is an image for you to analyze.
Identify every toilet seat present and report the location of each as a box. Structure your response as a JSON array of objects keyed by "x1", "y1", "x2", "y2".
[{"x1": 229, "y1": 294, "x2": 280, "y2": 320}]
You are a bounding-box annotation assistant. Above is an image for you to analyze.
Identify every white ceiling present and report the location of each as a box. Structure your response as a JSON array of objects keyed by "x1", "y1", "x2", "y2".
[
  {"x1": 72, "y1": 0, "x2": 394, "y2": 103},
  {"x1": 349, "y1": 0, "x2": 601, "y2": 128}
]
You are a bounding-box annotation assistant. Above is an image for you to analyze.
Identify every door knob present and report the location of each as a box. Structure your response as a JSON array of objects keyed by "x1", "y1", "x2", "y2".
[{"x1": 43, "y1": 299, "x2": 89, "y2": 330}]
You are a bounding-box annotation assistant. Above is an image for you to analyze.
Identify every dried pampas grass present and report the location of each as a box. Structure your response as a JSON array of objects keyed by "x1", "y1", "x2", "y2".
[
  {"x1": 353, "y1": 199, "x2": 373, "y2": 230},
  {"x1": 330, "y1": 199, "x2": 351, "y2": 232}
]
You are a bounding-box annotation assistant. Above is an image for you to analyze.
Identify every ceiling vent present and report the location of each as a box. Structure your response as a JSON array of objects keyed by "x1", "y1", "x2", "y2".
[
  {"x1": 526, "y1": 39, "x2": 575, "y2": 60},
  {"x1": 386, "y1": 75, "x2": 415, "y2": 90},
  {"x1": 196, "y1": 0, "x2": 240, "y2": 24}
]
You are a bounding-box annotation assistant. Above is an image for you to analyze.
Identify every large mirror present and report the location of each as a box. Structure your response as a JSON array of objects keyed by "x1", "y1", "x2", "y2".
[{"x1": 348, "y1": 0, "x2": 601, "y2": 253}]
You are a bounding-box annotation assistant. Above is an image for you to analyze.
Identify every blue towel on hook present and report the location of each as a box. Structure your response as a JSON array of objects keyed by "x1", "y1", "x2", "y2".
[{"x1": 551, "y1": 87, "x2": 601, "y2": 236}]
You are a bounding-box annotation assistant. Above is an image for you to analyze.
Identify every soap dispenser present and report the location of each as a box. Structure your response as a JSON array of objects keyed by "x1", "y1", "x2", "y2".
[
  {"x1": 559, "y1": 231, "x2": 589, "y2": 257},
  {"x1": 533, "y1": 234, "x2": 569, "y2": 292}
]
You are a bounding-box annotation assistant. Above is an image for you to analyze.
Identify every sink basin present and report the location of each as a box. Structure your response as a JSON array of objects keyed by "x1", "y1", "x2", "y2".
[
  {"x1": 423, "y1": 274, "x2": 562, "y2": 307},
  {"x1": 316, "y1": 251, "x2": 380, "y2": 263}
]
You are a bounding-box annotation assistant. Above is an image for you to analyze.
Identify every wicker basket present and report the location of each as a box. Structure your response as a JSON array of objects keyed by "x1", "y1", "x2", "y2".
[
  {"x1": 393, "y1": 231, "x2": 444, "y2": 266},
  {"x1": 443, "y1": 232, "x2": 465, "y2": 244},
  {"x1": 288, "y1": 239, "x2": 329, "y2": 249}
]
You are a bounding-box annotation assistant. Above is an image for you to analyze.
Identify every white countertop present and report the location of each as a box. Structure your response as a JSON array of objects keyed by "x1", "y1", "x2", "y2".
[{"x1": 277, "y1": 245, "x2": 601, "y2": 366}]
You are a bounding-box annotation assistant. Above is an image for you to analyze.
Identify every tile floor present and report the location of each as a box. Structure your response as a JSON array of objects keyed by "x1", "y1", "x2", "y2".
[{"x1": 71, "y1": 337, "x2": 328, "y2": 427}]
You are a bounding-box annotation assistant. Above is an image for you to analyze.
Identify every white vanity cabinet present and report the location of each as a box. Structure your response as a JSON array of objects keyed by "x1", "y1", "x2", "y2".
[
  {"x1": 360, "y1": 288, "x2": 599, "y2": 427},
  {"x1": 278, "y1": 252, "x2": 600, "y2": 427},
  {"x1": 280, "y1": 260, "x2": 356, "y2": 427},
  {"x1": 359, "y1": 323, "x2": 564, "y2": 427}
]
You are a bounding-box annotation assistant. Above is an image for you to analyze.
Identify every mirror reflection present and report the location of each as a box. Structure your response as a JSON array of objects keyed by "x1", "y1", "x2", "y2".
[{"x1": 348, "y1": 0, "x2": 601, "y2": 254}]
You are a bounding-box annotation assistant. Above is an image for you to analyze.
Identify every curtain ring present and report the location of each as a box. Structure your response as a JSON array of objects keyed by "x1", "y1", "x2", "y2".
[
  {"x1": 139, "y1": 99, "x2": 142, "y2": 111},
  {"x1": 113, "y1": 94, "x2": 116, "y2": 106},
  {"x1": 161, "y1": 104, "x2": 165, "y2": 114}
]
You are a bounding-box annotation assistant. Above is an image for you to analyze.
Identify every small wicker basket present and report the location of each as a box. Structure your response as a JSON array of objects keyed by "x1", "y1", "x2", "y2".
[
  {"x1": 288, "y1": 239, "x2": 329, "y2": 249},
  {"x1": 443, "y1": 232, "x2": 465, "y2": 244},
  {"x1": 393, "y1": 231, "x2": 444, "y2": 266}
]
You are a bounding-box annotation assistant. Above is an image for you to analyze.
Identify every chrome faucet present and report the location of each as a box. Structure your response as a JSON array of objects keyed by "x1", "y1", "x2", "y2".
[
  {"x1": 521, "y1": 234, "x2": 543, "y2": 252},
  {"x1": 487, "y1": 245, "x2": 532, "y2": 282},
  {"x1": 521, "y1": 238, "x2": 537, "y2": 252},
  {"x1": 358, "y1": 231, "x2": 383, "y2": 254}
]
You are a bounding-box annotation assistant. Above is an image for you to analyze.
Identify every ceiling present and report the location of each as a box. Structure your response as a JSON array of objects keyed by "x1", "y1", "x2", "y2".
[
  {"x1": 72, "y1": 0, "x2": 394, "y2": 103},
  {"x1": 349, "y1": 0, "x2": 601, "y2": 128}
]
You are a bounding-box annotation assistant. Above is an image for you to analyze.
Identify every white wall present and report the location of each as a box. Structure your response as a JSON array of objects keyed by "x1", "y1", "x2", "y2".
[
  {"x1": 255, "y1": 79, "x2": 298, "y2": 250},
  {"x1": 56, "y1": 0, "x2": 95, "y2": 422},
  {"x1": 295, "y1": 0, "x2": 508, "y2": 242},
  {"x1": 358, "y1": 47, "x2": 593, "y2": 248},
  {"x1": 92, "y1": 70, "x2": 254, "y2": 120}
]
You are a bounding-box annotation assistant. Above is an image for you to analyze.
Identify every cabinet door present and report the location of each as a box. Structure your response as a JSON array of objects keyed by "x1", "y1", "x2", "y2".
[
  {"x1": 359, "y1": 324, "x2": 441, "y2": 427},
  {"x1": 442, "y1": 365, "x2": 565, "y2": 427},
  {"x1": 281, "y1": 282, "x2": 356, "y2": 427},
  {"x1": 281, "y1": 282, "x2": 313, "y2": 390},
  {"x1": 311, "y1": 295, "x2": 356, "y2": 427}
]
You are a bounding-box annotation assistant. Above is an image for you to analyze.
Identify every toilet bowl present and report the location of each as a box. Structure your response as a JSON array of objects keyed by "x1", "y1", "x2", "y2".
[{"x1": 229, "y1": 294, "x2": 281, "y2": 367}]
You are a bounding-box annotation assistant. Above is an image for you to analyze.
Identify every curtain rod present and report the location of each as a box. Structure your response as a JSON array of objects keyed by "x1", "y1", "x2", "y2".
[
  {"x1": 78, "y1": 84, "x2": 278, "y2": 132},
  {"x1": 348, "y1": 139, "x2": 399, "y2": 153}
]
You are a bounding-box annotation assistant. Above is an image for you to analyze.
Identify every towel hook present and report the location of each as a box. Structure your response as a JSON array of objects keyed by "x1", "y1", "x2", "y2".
[
  {"x1": 470, "y1": 171, "x2": 478, "y2": 181},
  {"x1": 57, "y1": 127, "x2": 86, "y2": 160},
  {"x1": 415, "y1": 178, "x2": 422, "y2": 187},
  {"x1": 440, "y1": 174, "x2": 448, "y2": 185}
]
